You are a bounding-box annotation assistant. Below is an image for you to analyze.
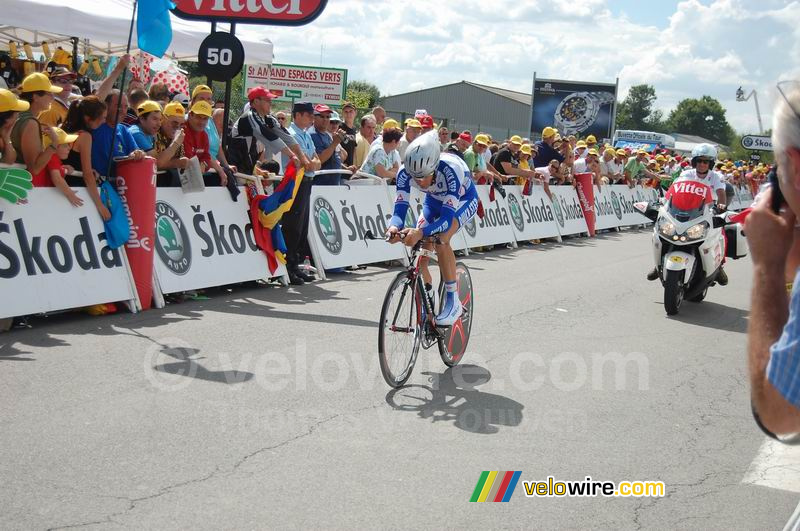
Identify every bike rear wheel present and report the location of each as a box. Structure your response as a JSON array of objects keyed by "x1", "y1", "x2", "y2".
[
  {"x1": 438, "y1": 262, "x2": 474, "y2": 367},
  {"x1": 378, "y1": 272, "x2": 422, "y2": 387}
]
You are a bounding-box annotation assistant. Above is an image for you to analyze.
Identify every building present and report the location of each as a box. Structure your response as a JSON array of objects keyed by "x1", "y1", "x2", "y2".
[
  {"x1": 671, "y1": 133, "x2": 729, "y2": 156},
  {"x1": 381, "y1": 81, "x2": 532, "y2": 142}
]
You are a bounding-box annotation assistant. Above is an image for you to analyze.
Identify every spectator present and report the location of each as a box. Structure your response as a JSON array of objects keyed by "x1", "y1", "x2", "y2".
[
  {"x1": 518, "y1": 143, "x2": 533, "y2": 171},
  {"x1": 62, "y1": 95, "x2": 109, "y2": 218},
  {"x1": 10, "y1": 73, "x2": 62, "y2": 180},
  {"x1": 624, "y1": 149, "x2": 658, "y2": 187},
  {"x1": 370, "y1": 119, "x2": 400, "y2": 147},
  {"x1": 183, "y1": 100, "x2": 228, "y2": 185},
  {"x1": 353, "y1": 113, "x2": 376, "y2": 169},
  {"x1": 599, "y1": 147, "x2": 622, "y2": 185},
  {"x1": 213, "y1": 108, "x2": 226, "y2": 139},
  {"x1": 214, "y1": 99, "x2": 226, "y2": 110},
  {"x1": 533, "y1": 126, "x2": 566, "y2": 168},
  {"x1": 464, "y1": 133, "x2": 494, "y2": 183},
  {"x1": 338, "y1": 102, "x2": 358, "y2": 168},
  {"x1": 35, "y1": 127, "x2": 84, "y2": 208},
  {"x1": 172, "y1": 92, "x2": 190, "y2": 108},
  {"x1": 127, "y1": 78, "x2": 145, "y2": 96},
  {"x1": 371, "y1": 105, "x2": 386, "y2": 126},
  {"x1": 92, "y1": 89, "x2": 144, "y2": 178},
  {"x1": 745, "y1": 84, "x2": 800, "y2": 435},
  {"x1": 573, "y1": 148, "x2": 602, "y2": 186},
  {"x1": 311, "y1": 103, "x2": 345, "y2": 184},
  {"x1": 128, "y1": 100, "x2": 162, "y2": 156},
  {"x1": 398, "y1": 118, "x2": 421, "y2": 159},
  {"x1": 329, "y1": 111, "x2": 351, "y2": 172},
  {"x1": 438, "y1": 126, "x2": 450, "y2": 150},
  {"x1": 574, "y1": 139, "x2": 588, "y2": 160},
  {"x1": 281, "y1": 101, "x2": 321, "y2": 285},
  {"x1": 445, "y1": 131, "x2": 471, "y2": 160},
  {"x1": 492, "y1": 135, "x2": 536, "y2": 184},
  {"x1": 534, "y1": 159, "x2": 561, "y2": 185},
  {"x1": 229, "y1": 86, "x2": 301, "y2": 175},
  {"x1": 148, "y1": 82, "x2": 170, "y2": 109},
  {"x1": 360, "y1": 127, "x2": 401, "y2": 181},
  {"x1": 124, "y1": 89, "x2": 148, "y2": 126},
  {"x1": 153, "y1": 101, "x2": 188, "y2": 182},
  {"x1": 0, "y1": 88, "x2": 27, "y2": 164},
  {"x1": 585, "y1": 134, "x2": 598, "y2": 153},
  {"x1": 419, "y1": 114, "x2": 435, "y2": 134},
  {"x1": 190, "y1": 84, "x2": 235, "y2": 172},
  {"x1": 37, "y1": 66, "x2": 75, "y2": 127}
]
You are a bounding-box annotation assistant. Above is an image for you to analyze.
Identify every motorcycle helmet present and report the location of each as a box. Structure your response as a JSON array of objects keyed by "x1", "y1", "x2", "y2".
[
  {"x1": 691, "y1": 143, "x2": 717, "y2": 168},
  {"x1": 404, "y1": 130, "x2": 441, "y2": 178}
]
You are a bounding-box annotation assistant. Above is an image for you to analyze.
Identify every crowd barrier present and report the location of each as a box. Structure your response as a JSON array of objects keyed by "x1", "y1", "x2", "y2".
[{"x1": 0, "y1": 172, "x2": 754, "y2": 320}]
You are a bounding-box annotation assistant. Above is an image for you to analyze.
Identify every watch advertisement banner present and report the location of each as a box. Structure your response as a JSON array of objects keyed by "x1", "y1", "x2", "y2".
[
  {"x1": 530, "y1": 76, "x2": 617, "y2": 139},
  {"x1": 244, "y1": 63, "x2": 348, "y2": 105}
]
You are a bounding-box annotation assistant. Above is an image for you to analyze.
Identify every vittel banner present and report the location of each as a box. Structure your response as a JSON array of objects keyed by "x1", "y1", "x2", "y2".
[
  {"x1": 0, "y1": 189, "x2": 137, "y2": 319},
  {"x1": 153, "y1": 188, "x2": 285, "y2": 295}
]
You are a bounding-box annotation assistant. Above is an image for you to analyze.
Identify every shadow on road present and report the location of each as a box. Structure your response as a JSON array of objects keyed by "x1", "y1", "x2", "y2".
[
  {"x1": 666, "y1": 300, "x2": 750, "y2": 333},
  {"x1": 153, "y1": 345, "x2": 254, "y2": 384},
  {"x1": 385, "y1": 365, "x2": 523, "y2": 434}
]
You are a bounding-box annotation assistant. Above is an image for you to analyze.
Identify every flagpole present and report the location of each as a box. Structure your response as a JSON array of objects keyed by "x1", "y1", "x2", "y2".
[{"x1": 105, "y1": 0, "x2": 138, "y2": 180}]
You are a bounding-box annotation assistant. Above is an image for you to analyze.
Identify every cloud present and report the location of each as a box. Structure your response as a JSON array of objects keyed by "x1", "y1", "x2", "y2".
[{"x1": 254, "y1": 0, "x2": 800, "y2": 134}]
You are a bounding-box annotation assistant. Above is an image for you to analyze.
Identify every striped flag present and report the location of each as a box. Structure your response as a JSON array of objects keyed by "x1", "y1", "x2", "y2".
[{"x1": 470, "y1": 471, "x2": 522, "y2": 503}]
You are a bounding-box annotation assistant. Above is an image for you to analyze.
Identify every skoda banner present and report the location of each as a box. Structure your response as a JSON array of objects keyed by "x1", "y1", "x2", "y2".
[
  {"x1": 405, "y1": 187, "x2": 469, "y2": 251},
  {"x1": 610, "y1": 185, "x2": 653, "y2": 226},
  {"x1": 461, "y1": 185, "x2": 517, "y2": 249},
  {"x1": 530, "y1": 74, "x2": 618, "y2": 139},
  {"x1": 152, "y1": 188, "x2": 285, "y2": 295},
  {"x1": 547, "y1": 186, "x2": 590, "y2": 236},
  {"x1": 0, "y1": 189, "x2": 138, "y2": 319},
  {"x1": 503, "y1": 185, "x2": 561, "y2": 241},
  {"x1": 307, "y1": 186, "x2": 406, "y2": 270}
]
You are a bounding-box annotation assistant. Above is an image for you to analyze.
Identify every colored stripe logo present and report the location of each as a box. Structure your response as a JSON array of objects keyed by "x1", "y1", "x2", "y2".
[{"x1": 470, "y1": 471, "x2": 521, "y2": 502}]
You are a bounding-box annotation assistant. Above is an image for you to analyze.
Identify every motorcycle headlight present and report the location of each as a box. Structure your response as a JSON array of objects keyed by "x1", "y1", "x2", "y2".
[
  {"x1": 685, "y1": 222, "x2": 708, "y2": 240},
  {"x1": 658, "y1": 219, "x2": 676, "y2": 237}
]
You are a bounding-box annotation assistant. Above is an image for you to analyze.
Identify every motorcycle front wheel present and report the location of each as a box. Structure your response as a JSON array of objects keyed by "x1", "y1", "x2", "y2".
[{"x1": 664, "y1": 269, "x2": 684, "y2": 315}]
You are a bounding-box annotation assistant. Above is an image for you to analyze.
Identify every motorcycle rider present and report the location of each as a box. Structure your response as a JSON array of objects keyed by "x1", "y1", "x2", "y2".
[{"x1": 646, "y1": 143, "x2": 729, "y2": 284}]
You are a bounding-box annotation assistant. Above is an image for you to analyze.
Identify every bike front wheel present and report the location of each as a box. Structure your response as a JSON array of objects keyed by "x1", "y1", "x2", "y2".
[{"x1": 378, "y1": 272, "x2": 423, "y2": 387}]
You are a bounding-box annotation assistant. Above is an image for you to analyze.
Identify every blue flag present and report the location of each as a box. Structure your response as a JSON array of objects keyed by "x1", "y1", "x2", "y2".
[{"x1": 137, "y1": 0, "x2": 175, "y2": 58}]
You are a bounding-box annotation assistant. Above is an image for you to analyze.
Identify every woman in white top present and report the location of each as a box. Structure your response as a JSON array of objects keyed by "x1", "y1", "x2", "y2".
[{"x1": 360, "y1": 127, "x2": 402, "y2": 182}]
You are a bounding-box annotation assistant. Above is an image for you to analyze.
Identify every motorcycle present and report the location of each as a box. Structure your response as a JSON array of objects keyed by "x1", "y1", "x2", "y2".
[{"x1": 635, "y1": 178, "x2": 748, "y2": 315}]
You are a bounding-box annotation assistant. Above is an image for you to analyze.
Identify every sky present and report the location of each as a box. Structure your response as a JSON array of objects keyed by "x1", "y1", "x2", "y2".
[{"x1": 231, "y1": 0, "x2": 800, "y2": 135}]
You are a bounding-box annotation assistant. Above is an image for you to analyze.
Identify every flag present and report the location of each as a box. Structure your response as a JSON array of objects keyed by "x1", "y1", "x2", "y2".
[
  {"x1": 137, "y1": 0, "x2": 175, "y2": 58},
  {"x1": 248, "y1": 162, "x2": 305, "y2": 274},
  {"x1": 470, "y1": 471, "x2": 521, "y2": 503}
]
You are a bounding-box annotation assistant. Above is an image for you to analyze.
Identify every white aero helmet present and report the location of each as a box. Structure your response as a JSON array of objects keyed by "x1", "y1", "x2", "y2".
[
  {"x1": 403, "y1": 131, "x2": 441, "y2": 178},
  {"x1": 691, "y1": 143, "x2": 717, "y2": 167}
]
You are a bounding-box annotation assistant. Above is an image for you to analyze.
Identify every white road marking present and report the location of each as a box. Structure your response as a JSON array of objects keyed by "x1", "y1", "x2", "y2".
[{"x1": 743, "y1": 438, "x2": 800, "y2": 493}]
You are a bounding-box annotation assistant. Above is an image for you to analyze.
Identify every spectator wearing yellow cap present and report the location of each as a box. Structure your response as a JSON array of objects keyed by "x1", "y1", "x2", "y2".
[
  {"x1": 128, "y1": 100, "x2": 162, "y2": 155},
  {"x1": 585, "y1": 135, "x2": 598, "y2": 152},
  {"x1": 464, "y1": 133, "x2": 494, "y2": 184},
  {"x1": 533, "y1": 126, "x2": 566, "y2": 168},
  {"x1": 574, "y1": 148, "x2": 603, "y2": 186},
  {"x1": 36, "y1": 127, "x2": 85, "y2": 208},
  {"x1": 492, "y1": 135, "x2": 541, "y2": 186},
  {"x1": 154, "y1": 102, "x2": 189, "y2": 180},
  {"x1": 10, "y1": 73, "x2": 62, "y2": 178},
  {"x1": 623, "y1": 148, "x2": 658, "y2": 188},
  {"x1": 599, "y1": 147, "x2": 622, "y2": 185},
  {"x1": 190, "y1": 84, "x2": 236, "y2": 175},
  {"x1": 183, "y1": 100, "x2": 228, "y2": 185},
  {"x1": 574, "y1": 139, "x2": 588, "y2": 160},
  {"x1": 398, "y1": 118, "x2": 422, "y2": 159},
  {"x1": 0, "y1": 88, "x2": 29, "y2": 164}
]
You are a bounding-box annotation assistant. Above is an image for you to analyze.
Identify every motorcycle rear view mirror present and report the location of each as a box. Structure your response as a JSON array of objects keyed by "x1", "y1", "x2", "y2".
[
  {"x1": 634, "y1": 201, "x2": 660, "y2": 222},
  {"x1": 712, "y1": 216, "x2": 727, "y2": 229}
]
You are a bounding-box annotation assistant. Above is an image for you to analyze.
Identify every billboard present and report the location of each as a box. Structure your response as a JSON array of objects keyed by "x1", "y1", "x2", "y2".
[
  {"x1": 530, "y1": 75, "x2": 618, "y2": 140},
  {"x1": 171, "y1": 0, "x2": 328, "y2": 26},
  {"x1": 244, "y1": 63, "x2": 347, "y2": 106}
]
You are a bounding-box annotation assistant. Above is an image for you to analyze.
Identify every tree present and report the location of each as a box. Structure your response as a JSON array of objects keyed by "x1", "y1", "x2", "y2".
[
  {"x1": 346, "y1": 80, "x2": 381, "y2": 109},
  {"x1": 666, "y1": 95, "x2": 735, "y2": 145},
  {"x1": 616, "y1": 84, "x2": 666, "y2": 132}
]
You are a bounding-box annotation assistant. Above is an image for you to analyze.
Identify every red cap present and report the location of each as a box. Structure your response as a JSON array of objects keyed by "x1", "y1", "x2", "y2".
[
  {"x1": 419, "y1": 115, "x2": 434, "y2": 128},
  {"x1": 675, "y1": 155, "x2": 682, "y2": 161},
  {"x1": 680, "y1": 160, "x2": 690, "y2": 167},
  {"x1": 314, "y1": 104, "x2": 332, "y2": 115},
  {"x1": 458, "y1": 132, "x2": 472, "y2": 143},
  {"x1": 247, "y1": 86, "x2": 276, "y2": 101}
]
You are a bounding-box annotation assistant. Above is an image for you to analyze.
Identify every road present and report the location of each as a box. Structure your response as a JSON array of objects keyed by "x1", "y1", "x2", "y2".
[{"x1": 1, "y1": 228, "x2": 796, "y2": 530}]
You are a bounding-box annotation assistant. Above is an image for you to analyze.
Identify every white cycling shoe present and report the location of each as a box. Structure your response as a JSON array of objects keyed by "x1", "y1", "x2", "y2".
[{"x1": 435, "y1": 298, "x2": 463, "y2": 327}]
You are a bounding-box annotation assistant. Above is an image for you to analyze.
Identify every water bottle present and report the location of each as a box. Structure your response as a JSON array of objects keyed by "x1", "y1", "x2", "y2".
[{"x1": 302, "y1": 256, "x2": 318, "y2": 275}]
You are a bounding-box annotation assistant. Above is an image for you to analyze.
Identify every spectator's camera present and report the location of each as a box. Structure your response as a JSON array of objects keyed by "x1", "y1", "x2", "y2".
[{"x1": 768, "y1": 166, "x2": 785, "y2": 214}]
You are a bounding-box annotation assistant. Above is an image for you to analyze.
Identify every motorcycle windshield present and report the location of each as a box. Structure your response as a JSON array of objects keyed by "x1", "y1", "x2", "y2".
[{"x1": 666, "y1": 200, "x2": 706, "y2": 222}]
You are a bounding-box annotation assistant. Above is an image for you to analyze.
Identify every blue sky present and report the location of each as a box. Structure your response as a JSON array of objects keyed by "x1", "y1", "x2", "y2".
[{"x1": 232, "y1": 0, "x2": 800, "y2": 135}]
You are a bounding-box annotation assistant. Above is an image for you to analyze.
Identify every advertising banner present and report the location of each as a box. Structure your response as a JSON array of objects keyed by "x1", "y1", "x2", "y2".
[
  {"x1": 574, "y1": 173, "x2": 596, "y2": 236},
  {"x1": 460, "y1": 185, "x2": 517, "y2": 249},
  {"x1": 0, "y1": 189, "x2": 137, "y2": 319},
  {"x1": 609, "y1": 185, "x2": 653, "y2": 226},
  {"x1": 548, "y1": 186, "x2": 590, "y2": 236},
  {"x1": 171, "y1": 0, "x2": 328, "y2": 26},
  {"x1": 530, "y1": 75, "x2": 617, "y2": 139},
  {"x1": 152, "y1": 188, "x2": 285, "y2": 294},
  {"x1": 504, "y1": 185, "x2": 561, "y2": 241},
  {"x1": 307, "y1": 185, "x2": 406, "y2": 269},
  {"x1": 593, "y1": 185, "x2": 623, "y2": 231},
  {"x1": 741, "y1": 135, "x2": 773, "y2": 152},
  {"x1": 244, "y1": 63, "x2": 347, "y2": 106}
]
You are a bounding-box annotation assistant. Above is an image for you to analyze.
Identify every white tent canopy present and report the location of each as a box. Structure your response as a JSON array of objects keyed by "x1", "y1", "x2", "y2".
[{"x1": 0, "y1": 0, "x2": 273, "y2": 63}]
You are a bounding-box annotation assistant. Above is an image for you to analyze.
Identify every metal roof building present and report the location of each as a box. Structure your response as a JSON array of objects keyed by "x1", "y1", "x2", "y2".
[{"x1": 381, "y1": 81, "x2": 532, "y2": 142}]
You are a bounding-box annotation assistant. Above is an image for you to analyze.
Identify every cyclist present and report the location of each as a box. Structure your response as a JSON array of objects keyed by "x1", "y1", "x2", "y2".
[{"x1": 386, "y1": 132, "x2": 479, "y2": 326}]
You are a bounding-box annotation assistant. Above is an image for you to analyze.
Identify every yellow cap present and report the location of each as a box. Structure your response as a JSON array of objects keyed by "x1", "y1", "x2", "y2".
[
  {"x1": 520, "y1": 144, "x2": 532, "y2": 155},
  {"x1": 586, "y1": 135, "x2": 597, "y2": 144},
  {"x1": 137, "y1": 100, "x2": 162, "y2": 116},
  {"x1": 576, "y1": 140, "x2": 587, "y2": 148},
  {"x1": 192, "y1": 84, "x2": 213, "y2": 99},
  {"x1": 637, "y1": 149, "x2": 648, "y2": 155},
  {"x1": 542, "y1": 126, "x2": 557, "y2": 138},
  {"x1": 509, "y1": 135, "x2": 523, "y2": 145},
  {"x1": 42, "y1": 127, "x2": 79, "y2": 148},
  {"x1": 163, "y1": 101, "x2": 186, "y2": 118},
  {"x1": 382, "y1": 118, "x2": 400, "y2": 131},
  {"x1": 189, "y1": 100, "x2": 213, "y2": 117},
  {"x1": 0, "y1": 88, "x2": 30, "y2": 112},
  {"x1": 616, "y1": 149, "x2": 627, "y2": 156},
  {"x1": 655, "y1": 154, "x2": 666, "y2": 162},
  {"x1": 21, "y1": 72, "x2": 63, "y2": 94},
  {"x1": 405, "y1": 118, "x2": 422, "y2": 128},
  {"x1": 604, "y1": 147, "x2": 616, "y2": 157},
  {"x1": 587, "y1": 148, "x2": 599, "y2": 156},
  {"x1": 474, "y1": 134, "x2": 490, "y2": 146}
]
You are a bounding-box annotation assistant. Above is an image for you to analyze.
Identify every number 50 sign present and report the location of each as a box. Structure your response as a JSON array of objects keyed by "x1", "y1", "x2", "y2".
[{"x1": 198, "y1": 32, "x2": 246, "y2": 81}]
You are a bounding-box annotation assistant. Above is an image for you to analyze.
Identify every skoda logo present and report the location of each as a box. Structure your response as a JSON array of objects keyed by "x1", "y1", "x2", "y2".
[
  {"x1": 742, "y1": 136, "x2": 753, "y2": 148},
  {"x1": 551, "y1": 197, "x2": 565, "y2": 228},
  {"x1": 610, "y1": 191, "x2": 623, "y2": 220},
  {"x1": 313, "y1": 197, "x2": 342, "y2": 255},
  {"x1": 155, "y1": 201, "x2": 191, "y2": 275},
  {"x1": 464, "y1": 217, "x2": 477, "y2": 238},
  {"x1": 507, "y1": 194, "x2": 525, "y2": 232}
]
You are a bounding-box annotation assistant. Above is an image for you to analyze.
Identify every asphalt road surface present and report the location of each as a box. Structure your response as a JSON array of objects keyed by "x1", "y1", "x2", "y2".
[{"x1": 2, "y1": 228, "x2": 797, "y2": 530}]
